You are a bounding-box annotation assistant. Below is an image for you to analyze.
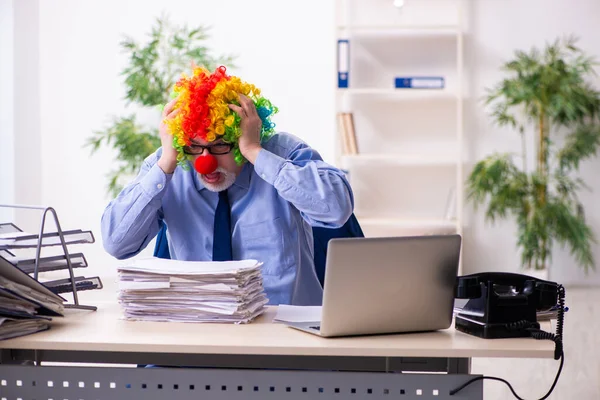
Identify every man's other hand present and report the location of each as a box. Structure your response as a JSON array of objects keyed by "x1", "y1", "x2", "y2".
[
  {"x1": 158, "y1": 96, "x2": 180, "y2": 174},
  {"x1": 229, "y1": 94, "x2": 262, "y2": 163}
]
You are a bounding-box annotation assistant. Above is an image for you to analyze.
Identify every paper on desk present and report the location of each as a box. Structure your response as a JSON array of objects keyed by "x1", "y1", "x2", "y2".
[
  {"x1": 0, "y1": 275, "x2": 64, "y2": 315},
  {"x1": 274, "y1": 305, "x2": 322, "y2": 323},
  {"x1": 119, "y1": 257, "x2": 262, "y2": 275},
  {"x1": 0, "y1": 231, "x2": 32, "y2": 245},
  {"x1": 117, "y1": 257, "x2": 269, "y2": 324},
  {"x1": 0, "y1": 317, "x2": 50, "y2": 340},
  {"x1": 118, "y1": 281, "x2": 171, "y2": 290}
]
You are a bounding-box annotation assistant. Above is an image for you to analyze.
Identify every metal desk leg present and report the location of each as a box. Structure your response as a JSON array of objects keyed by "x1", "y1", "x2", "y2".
[
  {"x1": 0, "y1": 349, "x2": 35, "y2": 366},
  {"x1": 448, "y1": 358, "x2": 472, "y2": 374}
]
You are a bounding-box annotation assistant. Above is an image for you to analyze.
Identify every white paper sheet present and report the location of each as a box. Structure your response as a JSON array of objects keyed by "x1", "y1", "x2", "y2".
[
  {"x1": 274, "y1": 305, "x2": 322, "y2": 323},
  {"x1": 118, "y1": 257, "x2": 262, "y2": 275}
]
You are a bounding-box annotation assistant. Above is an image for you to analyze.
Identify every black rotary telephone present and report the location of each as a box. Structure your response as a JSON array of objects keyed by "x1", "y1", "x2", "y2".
[{"x1": 450, "y1": 272, "x2": 566, "y2": 399}]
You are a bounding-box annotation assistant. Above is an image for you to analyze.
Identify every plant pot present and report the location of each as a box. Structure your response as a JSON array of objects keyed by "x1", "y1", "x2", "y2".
[{"x1": 522, "y1": 268, "x2": 549, "y2": 281}]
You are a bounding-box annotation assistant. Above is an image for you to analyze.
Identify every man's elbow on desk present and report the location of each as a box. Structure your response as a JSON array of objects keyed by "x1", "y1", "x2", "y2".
[
  {"x1": 326, "y1": 187, "x2": 354, "y2": 228},
  {"x1": 101, "y1": 233, "x2": 141, "y2": 261},
  {"x1": 330, "y1": 203, "x2": 354, "y2": 228},
  {"x1": 307, "y1": 199, "x2": 354, "y2": 229}
]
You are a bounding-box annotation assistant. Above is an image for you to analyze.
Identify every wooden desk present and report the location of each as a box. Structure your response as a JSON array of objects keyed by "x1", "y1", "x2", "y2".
[{"x1": 0, "y1": 301, "x2": 556, "y2": 400}]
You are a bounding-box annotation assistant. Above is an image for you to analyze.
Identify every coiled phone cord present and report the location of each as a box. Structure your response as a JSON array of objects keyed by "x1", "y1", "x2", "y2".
[{"x1": 450, "y1": 285, "x2": 566, "y2": 399}]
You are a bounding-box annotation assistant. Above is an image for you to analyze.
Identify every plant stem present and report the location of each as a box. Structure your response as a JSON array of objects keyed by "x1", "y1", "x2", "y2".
[{"x1": 537, "y1": 111, "x2": 548, "y2": 269}]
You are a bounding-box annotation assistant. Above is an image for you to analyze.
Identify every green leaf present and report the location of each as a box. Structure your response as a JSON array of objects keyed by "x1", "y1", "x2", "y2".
[
  {"x1": 116, "y1": 14, "x2": 236, "y2": 107},
  {"x1": 85, "y1": 115, "x2": 162, "y2": 196},
  {"x1": 546, "y1": 196, "x2": 596, "y2": 272},
  {"x1": 466, "y1": 154, "x2": 530, "y2": 223},
  {"x1": 557, "y1": 124, "x2": 600, "y2": 171}
]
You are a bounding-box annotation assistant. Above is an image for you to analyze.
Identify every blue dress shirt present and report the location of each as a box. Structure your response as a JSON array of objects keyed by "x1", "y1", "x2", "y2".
[{"x1": 101, "y1": 132, "x2": 354, "y2": 305}]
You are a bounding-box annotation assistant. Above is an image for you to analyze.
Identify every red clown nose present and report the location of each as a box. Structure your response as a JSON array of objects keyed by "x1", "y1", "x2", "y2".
[{"x1": 194, "y1": 154, "x2": 218, "y2": 175}]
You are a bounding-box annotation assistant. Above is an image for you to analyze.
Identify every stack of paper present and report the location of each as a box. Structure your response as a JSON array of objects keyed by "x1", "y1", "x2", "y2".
[
  {"x1": 0, "y1": 257, "x2": 65, "y2": 340},
  {"x1": 117, "y1": 257, "x2": 269, "y2": 324}
]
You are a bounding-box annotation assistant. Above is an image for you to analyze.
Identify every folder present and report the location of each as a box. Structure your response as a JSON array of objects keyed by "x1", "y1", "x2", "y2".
[
  {"x1": 394, "y1": 76, "x2": 445, "y2": 89},
  {"x1": 0, "y1": 255, "x2": 65, "y2": 316},
  {"x1": 0, "y1": 317, "x2": 51, "y2": 341},
  {"x1": 337, "y1": 39, "x2": 349, "y2": 88}
]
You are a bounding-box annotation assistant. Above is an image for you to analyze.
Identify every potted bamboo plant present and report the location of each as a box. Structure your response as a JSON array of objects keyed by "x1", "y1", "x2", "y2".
[{"x1": 467, "y1": 35, "x2": 600, "y2": 275}]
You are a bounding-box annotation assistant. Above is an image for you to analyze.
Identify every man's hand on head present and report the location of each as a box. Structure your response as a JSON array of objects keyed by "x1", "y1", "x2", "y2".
[
  {"x1": 158, "y1": 96, "x2": 180, "y2": 174},
  {"x1": 228, "y1": 94, "x2": 263, "y2": 164}
]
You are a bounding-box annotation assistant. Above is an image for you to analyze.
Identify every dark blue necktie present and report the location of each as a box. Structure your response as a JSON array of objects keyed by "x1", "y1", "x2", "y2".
[{"x1": 212, "y1": 190, "x2": 233, "y2": 261}]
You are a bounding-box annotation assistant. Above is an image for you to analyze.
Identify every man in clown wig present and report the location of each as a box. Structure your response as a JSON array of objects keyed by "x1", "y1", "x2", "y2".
[{"x1": 101, "y1": 66, "x2": 354, "y2": 306}]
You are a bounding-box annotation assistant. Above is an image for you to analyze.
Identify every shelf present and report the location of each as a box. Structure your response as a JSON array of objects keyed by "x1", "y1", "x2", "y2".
[
  {"x1": 356, "y1": 217, "x2": 458, "y2": 237},
  {"x1": 336, "y1": 24, "x2": 460, "y2": 36},
  {"x1": 337, "y1": 88, "x2": 456, "y2": 100},
  {"x1": 341, "y1": 154, "x2": 459, "y2": 166}
]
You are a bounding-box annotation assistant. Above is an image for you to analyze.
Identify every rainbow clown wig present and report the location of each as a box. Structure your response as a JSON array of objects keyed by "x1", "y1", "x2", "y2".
[{"x1": 165, "y1": 65, "x2": 278, "y2": 173}]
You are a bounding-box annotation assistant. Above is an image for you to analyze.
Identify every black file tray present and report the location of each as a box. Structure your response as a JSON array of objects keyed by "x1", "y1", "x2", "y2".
[
  {"x1": 44, "y1": 276, "x2": 103, "y2": 295},
  {"x1": 0, "y1": 229, "x2": 95, "y2": 249},
  {"x1": 13, "y1": 253, "x2": 88, "y2": 274},
  {"x1": 0, "y1": 204, "x2": 101, "y2": 311}
]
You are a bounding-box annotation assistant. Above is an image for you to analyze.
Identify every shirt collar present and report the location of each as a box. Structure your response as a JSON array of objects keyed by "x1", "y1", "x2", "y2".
[{"x1": 191, "y1": 161, "x2": 252, "y2": 192}]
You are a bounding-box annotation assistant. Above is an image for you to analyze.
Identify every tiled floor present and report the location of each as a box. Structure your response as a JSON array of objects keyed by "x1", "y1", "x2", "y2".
[{"x1": 472, "y1": 286, "x2": 600, "y2": 399}]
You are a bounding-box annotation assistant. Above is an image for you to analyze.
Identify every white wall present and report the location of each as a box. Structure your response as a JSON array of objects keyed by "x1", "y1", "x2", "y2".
[
  {"x1": 9, "y1": 0, "x2": 600, "y2": 285},
  {"x1": 0, "y1": 0, "x2": 15, "y2": 222},
  {"x1": 11, "y1": 0, "x2": 44, "y2": 231}
]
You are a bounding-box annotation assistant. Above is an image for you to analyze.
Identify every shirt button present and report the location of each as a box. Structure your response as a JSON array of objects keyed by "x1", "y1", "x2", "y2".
[
  {"x1": 157, "y1": 183, "x2": 163, "y2": 189},
  {"x1": 261, "y1": 174, "x2": 266, "y2": 179}
]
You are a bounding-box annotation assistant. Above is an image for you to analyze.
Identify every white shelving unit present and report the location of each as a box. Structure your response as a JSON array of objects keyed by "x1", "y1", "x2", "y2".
[
  {"x1": 338, "y1": 87, "x2": 457, "y2": 99},
  {"x1": 334, "y1": 0, "x2": 465, "y2": 247}
]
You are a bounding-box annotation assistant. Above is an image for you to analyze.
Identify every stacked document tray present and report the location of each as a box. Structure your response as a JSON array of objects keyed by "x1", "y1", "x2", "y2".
[
  {"x1": 0, "y1": 218, "x2": 101, "y2": 308},
  {"x1": 117, "y1": 257, "x2": 269, "y2": 324},
  {"x1": 0, "y1": 205, "x2": 102, "y2": 340},
  {"x1": 0, "y1": 223, "x2": 103, "y2": 297}
]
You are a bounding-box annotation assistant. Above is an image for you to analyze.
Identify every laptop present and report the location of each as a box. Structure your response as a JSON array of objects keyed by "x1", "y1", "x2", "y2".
[{"x1": 285, "y1": 234, "x2": 462, "y2": 337}]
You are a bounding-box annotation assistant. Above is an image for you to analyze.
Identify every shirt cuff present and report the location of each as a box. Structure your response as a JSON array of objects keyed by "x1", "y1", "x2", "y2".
[
  {"x1": 253, "y1": 148, "x2": 286, "y2": 185},
  {"x1": 140, "y1": 163, "x2": 173, "y2": 199}
]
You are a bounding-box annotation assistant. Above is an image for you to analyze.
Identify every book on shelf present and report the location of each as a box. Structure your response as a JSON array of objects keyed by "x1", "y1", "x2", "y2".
[{"x1": 337, "y1": 112, "x2": 358, "y2": 155}]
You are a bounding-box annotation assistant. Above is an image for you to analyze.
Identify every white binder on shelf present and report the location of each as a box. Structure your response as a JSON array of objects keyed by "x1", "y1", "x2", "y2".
[{"x1": 337, "y1": 39, "x2": 349, "y2": 88}]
